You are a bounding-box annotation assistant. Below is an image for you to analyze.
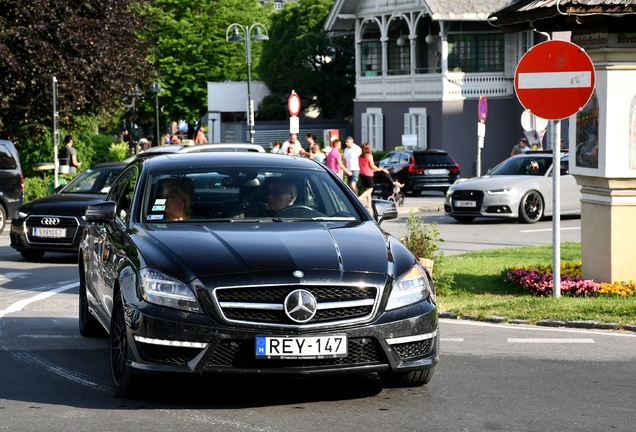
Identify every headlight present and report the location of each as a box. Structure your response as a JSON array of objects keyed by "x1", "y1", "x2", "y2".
[
  {"x1": 487, "y1": 187, "x2": 515, "y2": 195},
  {"x1": 386, "y1": 265, "x2": 433, "y2": 311},
  {"x1": 139, "y1": 268, "x2": 202, "y2": 313},
  {"x1": 13, "y1": 210, "x2": 27, "y2": 221}
]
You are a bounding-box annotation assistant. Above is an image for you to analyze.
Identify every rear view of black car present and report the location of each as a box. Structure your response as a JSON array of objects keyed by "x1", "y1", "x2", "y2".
[
  {"x1": 0, "y1": 139, "x2": 24, "y2": 234},
  {"x1": 378, "y1": 149, "x2": 460, "y2": 195}
]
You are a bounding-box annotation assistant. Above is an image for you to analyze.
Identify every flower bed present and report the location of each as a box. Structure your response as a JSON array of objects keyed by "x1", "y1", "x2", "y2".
[{"x1": 504, "y1": 262, "x2": 636, "y2": 297}]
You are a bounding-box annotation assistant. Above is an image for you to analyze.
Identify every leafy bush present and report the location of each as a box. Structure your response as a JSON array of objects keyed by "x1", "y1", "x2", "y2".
[
  {"x1": 108, "y1": 141, "x2": 129, "y2": 161},
  {"x1": 24, "y1": 177, "x2": 49, "y2": 202}
]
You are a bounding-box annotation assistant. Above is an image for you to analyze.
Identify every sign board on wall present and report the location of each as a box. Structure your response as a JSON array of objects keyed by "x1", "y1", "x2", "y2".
[{"x1": 402, "y1": 134, "x2": 417, "y2": 147}]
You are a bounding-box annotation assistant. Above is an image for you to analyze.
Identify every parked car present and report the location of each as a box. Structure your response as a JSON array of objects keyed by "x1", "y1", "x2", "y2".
[
  {"x1": 0, "y1": 139, "x2": 24, "y2": 234},
  {"x1": 444, "y1": 151, "x2": 581, "y2": 223},
  {"x1": 123, "y1": 142, "x2": 266, "y2": 163},
  {"x1": 376, "y1": 149, "x2": 460, "y2": 195},
  {"x1": 10, "y1": 162, "x2": 126, "y2": 260},
  {"x1": 79, "y1": 152, "x2": 439, "y2": 396}
]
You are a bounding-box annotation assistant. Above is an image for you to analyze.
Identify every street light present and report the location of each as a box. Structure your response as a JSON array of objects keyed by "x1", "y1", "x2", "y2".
[
  {"x1": 226, "y1": 23, "x2": 269, "y2": 144},
  {"x1": 148, "y1": 81, "x2": 164, "y2": 146}
]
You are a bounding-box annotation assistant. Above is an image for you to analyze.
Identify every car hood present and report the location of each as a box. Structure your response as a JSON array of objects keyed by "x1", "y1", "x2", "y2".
[
  {"x1": 135, "y1": 221, "x2": 402, "y2": 279},
  {"x1": 20, "y1": 193, "x2": 106, "y2": 216},
  {"x1": 451, "y1": 175, "x2": 540, "y2": 191}
]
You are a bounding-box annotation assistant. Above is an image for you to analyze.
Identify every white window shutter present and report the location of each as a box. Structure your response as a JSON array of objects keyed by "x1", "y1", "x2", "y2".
[
  {"x1": 417, "y1": 114, "x2": 427, "y2": 149},
  {"x1": 404, "y1": 113, "x2": 411, "y2": 134},
  {"x1": 504, "y1": 33, "x2": 517, "y2": 79},
  {"x1": 361, "y1": 113, "x2": 368, "y2": 144},
  {"x1": 375, "y1": 113, "x2": 383, "y2": 151}
]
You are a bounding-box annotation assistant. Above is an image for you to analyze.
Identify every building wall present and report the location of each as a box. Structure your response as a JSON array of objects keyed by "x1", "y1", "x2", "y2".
[{"x1": 354, "y1": 98, "x2": 569, "y2": 178}]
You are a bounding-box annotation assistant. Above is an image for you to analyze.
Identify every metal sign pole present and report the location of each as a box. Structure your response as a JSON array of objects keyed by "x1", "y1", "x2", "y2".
[
  {"x1": 53, "y1": 76, "x2": 59, "y2": 188},
  {"x1": 550, "y1": 120, "x2": 561, "y2": 298}
]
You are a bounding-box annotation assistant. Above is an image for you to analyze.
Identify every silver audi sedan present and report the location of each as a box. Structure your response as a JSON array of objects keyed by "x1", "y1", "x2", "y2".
[{"x1": 444, "y1": 151, "x2": 581, "y2": 223}]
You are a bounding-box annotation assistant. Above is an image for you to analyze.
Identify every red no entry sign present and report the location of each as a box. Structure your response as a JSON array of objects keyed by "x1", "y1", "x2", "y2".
[
  {"x1": 288, "y1": 91, "x2": 301, "y2": 117},
  {"x1": 514, "y1": 40, "x2": 595, "y2": 120}
]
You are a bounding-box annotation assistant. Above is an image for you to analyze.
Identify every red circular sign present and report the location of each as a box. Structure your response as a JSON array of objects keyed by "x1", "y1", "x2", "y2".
[
  {"x1": 514, "y1": 40, "x2": 595, "y2": 121},
  {"x1": 478, "y1": 95, "x2": 488, "y2": 123},
  {"x1": 288, "y1": 92, "x2": 301, "y2": 117}
]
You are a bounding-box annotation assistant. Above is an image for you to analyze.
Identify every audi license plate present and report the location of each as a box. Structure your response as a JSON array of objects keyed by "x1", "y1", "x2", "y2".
[
  {"x1": 33, "y1": 227, "x2": 66, "y2": 238},
  {"x1": 255, "y1": 334, "x2": 347, "y2": 359},
  {"x1": 454, "y1": 201, "x2": 476, "y2": 208}
]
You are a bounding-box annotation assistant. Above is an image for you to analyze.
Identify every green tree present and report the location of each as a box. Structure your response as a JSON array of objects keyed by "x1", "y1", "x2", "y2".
[
  {"x1": 142, "y1": 0, "x2": 272, "y2": 137},
  {"x1": 0, "y1": 0, "x2": 153, "y2": 142},
  {"x1": 258, "y1": 0, "x2": 354, "y2": 120}
]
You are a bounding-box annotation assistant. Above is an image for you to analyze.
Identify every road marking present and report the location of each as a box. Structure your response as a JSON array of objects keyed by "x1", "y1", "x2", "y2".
[
  {"x1": 508, "y1": 338, "x2": 595, "y2": 343},
  {"x1": 0, "y1": 281, "x2": 77, "y2": 318},
  {"x1": 441, "y1": 318, "x2": 636, "y2": 338},
  {"x1": 19, "y1": 335, "x2": 83, "y2": 339},
  {"x1": 520, "y1": 227, "x2": 581, "y2": 233},
  {"x1": 441, "y1": 338, "x2": 464, "y2": 342},
  {"x1": 0, "y1": 272, "x2": 29, "y2": 280},
  {"x1": 159, "y1": 410, "x2": 277, "y2": 432}
]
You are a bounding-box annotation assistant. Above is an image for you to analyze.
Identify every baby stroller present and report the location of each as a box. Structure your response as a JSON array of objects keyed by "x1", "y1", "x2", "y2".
[{"x1": 374, "y1": 170, "x2": 405, "y2": 206}]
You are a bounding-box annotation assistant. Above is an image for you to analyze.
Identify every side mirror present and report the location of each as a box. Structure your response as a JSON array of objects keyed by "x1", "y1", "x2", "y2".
[
  {"x1": 371, "y1": 199, "x2": 398, "y2": 225},
  {"x1": 85, "y1": 201, "x2": 117, "y2": 223}
]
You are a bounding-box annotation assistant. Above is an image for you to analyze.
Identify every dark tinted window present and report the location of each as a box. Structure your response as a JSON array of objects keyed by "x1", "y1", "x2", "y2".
[
  {"x1": 413, "y1": 152, "x2": 453, "y2": 165},
  {"x1": 0, "y1": 144, "x2": 18, "y2": 169}
]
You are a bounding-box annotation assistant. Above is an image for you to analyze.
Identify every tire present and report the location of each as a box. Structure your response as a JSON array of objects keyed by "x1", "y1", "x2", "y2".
[
  {"x1": 387, "y1": 196, "x2": 396, "y2": 203},
  {"x1": 452, "y1": 216, "x2": 475, "y2": 223},
  {"x1": 79, "y1": 262, "x2": 104, "y2": 337},
  {"x1": 0, "y1": 205, "x2": 5, "y2": 235},
  {"x1": 20, "y1": 250, "x2": 45, "y2": 261},
  {"x1": 518, "y1": 190, "x2": 544, "y2": 223},
  {"x1": 110, "y1": 291, "x2": 140, "y2": 397},
  {"x1": 379, "y1": 367, "x2": 436, "y2": 388}
]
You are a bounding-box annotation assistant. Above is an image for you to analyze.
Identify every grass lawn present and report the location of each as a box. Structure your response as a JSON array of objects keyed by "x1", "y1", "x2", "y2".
[{"x1": 437, "y1": 242, "x2": 636, "y2": 327}]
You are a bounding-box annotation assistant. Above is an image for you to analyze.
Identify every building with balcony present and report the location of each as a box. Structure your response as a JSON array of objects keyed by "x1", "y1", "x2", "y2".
[{"x1": 324, "y1": 0, "x2": 547, "y2": 176}]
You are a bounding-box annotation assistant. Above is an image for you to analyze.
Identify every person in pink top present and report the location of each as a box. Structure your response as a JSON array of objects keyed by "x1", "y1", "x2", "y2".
[
  {"x1": 358, "y1": 142, "x2": 387, "y2": 208},
  {"x1": 325, "y1": 139, "x2": 351, "y2": 180}
]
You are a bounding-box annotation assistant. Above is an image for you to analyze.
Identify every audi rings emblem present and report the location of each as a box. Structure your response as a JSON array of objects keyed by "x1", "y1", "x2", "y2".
[
  {"x1": 284, "y1": 289, "x2": 317, "y2": 323},
  {"x1": 41, "y1": 218, "x2": 60, "y2": 225}
]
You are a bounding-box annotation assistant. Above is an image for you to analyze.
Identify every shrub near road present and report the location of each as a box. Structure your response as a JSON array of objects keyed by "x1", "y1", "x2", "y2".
[{"x1": 438, "y1": 242, "x2": 636, "y2": 328}]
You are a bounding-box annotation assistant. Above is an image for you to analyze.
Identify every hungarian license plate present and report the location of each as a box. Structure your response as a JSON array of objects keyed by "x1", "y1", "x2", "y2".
[
  {"x1": 425, "y1": 168, "x2": 449, "y2": 175},
  {"x1": 33, "y1": 227, "x2": 66, "y2": 238},
  {"x1": 255, "y1": 334, "x2": 348, "y2": 359},
  {"x1": 454, "y1": 200, "x2": 476, "y2": 208}
]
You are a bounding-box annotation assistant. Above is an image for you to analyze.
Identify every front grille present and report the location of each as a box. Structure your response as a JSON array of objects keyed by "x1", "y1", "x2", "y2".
[
  {"x1": 450, "y1": 190, "x2": 484, "y2": 213},
  {"x1": 25, "y1": 216, "x2": 79, "y2": 245},
  {"x1": 214, "y1": 285, "x2": 378, "y2": 327},
  {"x1": 137, "y1": 342, "x2": 202, "y2": 365},
  {"x1": 206, "y1": 337, "x2": 386, "y2": 369},
  {"x1": 392, "y1": 339, "x2": 434, "y2": 360}
]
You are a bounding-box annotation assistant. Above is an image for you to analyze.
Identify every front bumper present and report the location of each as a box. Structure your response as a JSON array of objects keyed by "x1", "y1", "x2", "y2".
[
  {"x1": 123, "y1": 301, "x2": 439, "y2": 377},
  {"x1": 10, "y1": 218, "x2": 84, "y2": 254},
  {"x1": 444, "y1": 189, "x2": 520, "y2": 219}
]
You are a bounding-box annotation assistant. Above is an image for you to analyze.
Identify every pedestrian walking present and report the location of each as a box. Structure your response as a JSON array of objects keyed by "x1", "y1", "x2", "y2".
[
  {"x1": 326, "y1": 139, "x2": 351, "y2": 180},
  {"x1": 344, "y1": 136, "x2": 362, "y2": 194},
  {"x1": 58, "y1": 135, "x2": 81, "y2": 174}
]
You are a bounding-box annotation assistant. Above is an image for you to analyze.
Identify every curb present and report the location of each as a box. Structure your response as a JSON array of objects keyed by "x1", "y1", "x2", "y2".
[
  {"x1": 397, "y1": 206, "x2": 442, "y2": 215},
  {"x1": 439, "y1": 311, "x2": 635, "y2": 333}
]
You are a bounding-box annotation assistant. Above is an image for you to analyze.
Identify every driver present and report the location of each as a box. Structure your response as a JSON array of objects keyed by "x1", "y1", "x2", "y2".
[
  {"x1": 265, "y1": 178, "x2": 297, "y2": 215},
  {"x1": 527, "y1": 160, "x2": 540, "y2": 175}
]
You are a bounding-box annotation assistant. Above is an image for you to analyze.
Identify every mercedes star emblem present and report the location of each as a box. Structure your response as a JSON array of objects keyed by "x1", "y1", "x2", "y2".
[{"x1": 284, "y1": 289, "x2": 317, "y2": 323}]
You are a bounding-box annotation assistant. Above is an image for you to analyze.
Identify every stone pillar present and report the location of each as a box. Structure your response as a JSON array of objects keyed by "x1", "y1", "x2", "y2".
[{"x1": 570, "y1": 33, "x2": 636, "y2": 283}]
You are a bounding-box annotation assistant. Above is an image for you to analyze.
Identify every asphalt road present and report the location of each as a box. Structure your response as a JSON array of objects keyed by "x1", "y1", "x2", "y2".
[{"x1": 4, "y1": 209, "x2": 631, "y2": 432}]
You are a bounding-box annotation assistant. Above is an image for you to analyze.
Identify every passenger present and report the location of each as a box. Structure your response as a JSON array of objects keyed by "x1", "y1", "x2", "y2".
[
  {"x1": 161, "y1": 176, "x2": 194, "y2": 221},
  {"x1": 265, "y1": 178, "x2": 297, "y2": 215}
]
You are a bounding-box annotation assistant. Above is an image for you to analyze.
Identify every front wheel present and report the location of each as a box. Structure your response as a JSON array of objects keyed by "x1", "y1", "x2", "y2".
[
  {"x1": 379, "y1": 367, "x2": 436, "y2": 387},
  {"x1": 518, "y1": 190, "x2": 544, "y2": 223},
  {"x1": 110, "y1": 291, "x2": 140, "y2": 397},
  {"x1": 0, "y1": 205, "x2": 5, "y2": 235}
]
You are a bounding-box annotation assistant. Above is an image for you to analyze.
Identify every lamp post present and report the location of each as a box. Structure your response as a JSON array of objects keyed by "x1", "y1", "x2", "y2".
[
  {"x1": 148, "y1": 81, "x2": 163, "y2": 146},
  {"x1": 226, "y1": 23, "x2": 269, "y2": 144}
]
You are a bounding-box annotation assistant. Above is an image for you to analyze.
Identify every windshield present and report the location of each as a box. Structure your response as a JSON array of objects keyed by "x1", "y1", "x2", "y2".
[
  {"x1": 488, "y1": 156, "x2": 553, "y2": 176},
  {"x1": 143, "y1": 167, "x2": 361, "y2": 222},
  {"x1": 61, "y1": 166, "x2": 123, "y2": 194}
]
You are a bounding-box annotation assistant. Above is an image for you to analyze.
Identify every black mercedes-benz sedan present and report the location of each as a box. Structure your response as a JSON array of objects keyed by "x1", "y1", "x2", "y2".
[
  {"x1": 10, "y1": 162, "x2": 126, "y2": 260},
  {"x1": 79, "y1": 153, "x2": 439, "y2": 396}
]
